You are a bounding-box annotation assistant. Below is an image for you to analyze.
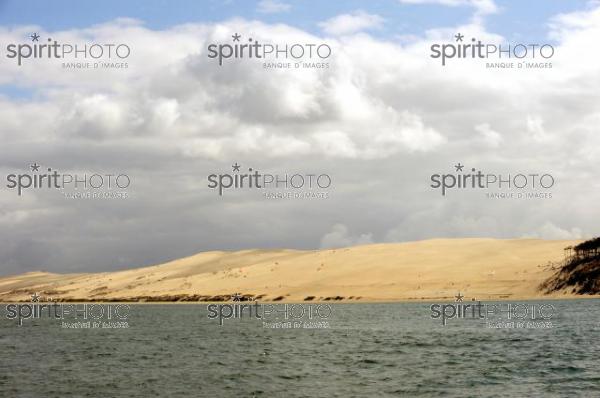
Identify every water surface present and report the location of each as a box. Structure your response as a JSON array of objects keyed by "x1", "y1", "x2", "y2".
[{"x1": 1, "y1": 300, "x2": 599, "y2": 397}]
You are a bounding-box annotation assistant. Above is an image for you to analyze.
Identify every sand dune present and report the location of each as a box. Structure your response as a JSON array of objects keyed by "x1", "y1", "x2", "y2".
[{"x1": 0, "y1": 238, "x2": 588, "y2": 302}]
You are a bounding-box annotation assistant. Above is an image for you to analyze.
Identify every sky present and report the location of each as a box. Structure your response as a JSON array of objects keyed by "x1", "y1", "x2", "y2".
[
  {"x1": 0, "y1": 0, "x2": 591, "y2": 39},
  {"x1": 1, "y1": 0, "x2": 600, "y2": 275}
]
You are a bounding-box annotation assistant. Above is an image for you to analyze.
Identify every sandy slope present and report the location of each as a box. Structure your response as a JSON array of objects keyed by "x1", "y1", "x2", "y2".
[{"x1": 0, "y1": 238, "x2": 586, "y2": 302}]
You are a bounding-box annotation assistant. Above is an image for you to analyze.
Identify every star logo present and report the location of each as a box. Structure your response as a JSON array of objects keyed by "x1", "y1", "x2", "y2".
[
  {"x1": 231, "y1": 293, "x2": 243, "y2": 302},
  {"x1": 454, "y1": 292, "x2": 464, "y2": 302},
  {"x1": 30, "y1": 163, "x2": 40, "y2": 172},
  {"x1": 454, "y1": 163, "x2": 464, "y2": 172},
  {"x1": 232, "y1": 162, "x2": 241, "y2": 172},
  {"x1": 30, "y1": 33, "x2": 40, "y2": 42},
  {"x1": 30, "y1": 292, "x2": 40, "y2": 302},
  {"x1": 232, "y1": 33, "x2": 241, "y2": 42},
  {"x1": 454, "y1": 33, "x2": 464, "y2": 42}
]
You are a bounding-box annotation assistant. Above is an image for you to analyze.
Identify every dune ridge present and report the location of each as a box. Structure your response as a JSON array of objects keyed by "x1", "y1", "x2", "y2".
[{"x1": 0, "y1": 238, "x2": 591, "y2": 302}]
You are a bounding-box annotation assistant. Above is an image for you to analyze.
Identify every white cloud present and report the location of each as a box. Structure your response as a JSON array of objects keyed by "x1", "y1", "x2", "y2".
[
  {"x1": 526, "y1": 115, "x2": 549, "y2": 142},
  {"x1": 319, "y1": 11, "x2": 384, "y2": 36},
  {"x1": 399, "y1": 0, "x2": 498, "y2": 17},
  {"x1": 257, "y1": 0, "x2": 291, "y2": 14},
  {"x1": 474, "y1": 123, "x2": 502, "y2": 147},
  {"x1": 312, "y1": 131, "x2": 358, "y2": 158},
  {"x1": 523, "y1": 223, "x2": 584, "y2": 240},
  {"x1": 320, "y1": 224, "x2": 373, "y2": 248}
]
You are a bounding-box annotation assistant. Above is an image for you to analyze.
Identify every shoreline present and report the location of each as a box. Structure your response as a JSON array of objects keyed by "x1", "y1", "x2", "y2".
[{"x1": 2, "y1": 294, "x2": 599, "y2": 305}]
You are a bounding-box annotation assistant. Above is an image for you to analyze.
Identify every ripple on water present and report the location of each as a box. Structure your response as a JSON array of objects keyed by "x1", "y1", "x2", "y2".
[{"x1": 1, "y1": 301, "x2": 599, "y2": 397}]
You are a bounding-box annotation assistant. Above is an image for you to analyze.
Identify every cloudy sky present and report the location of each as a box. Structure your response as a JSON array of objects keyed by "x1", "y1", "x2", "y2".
[{"x1": 1, "y1": 0, "x2": 599, "y2": 275}]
